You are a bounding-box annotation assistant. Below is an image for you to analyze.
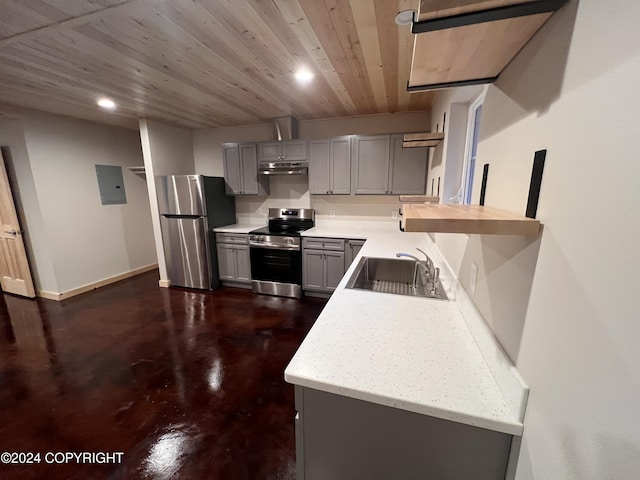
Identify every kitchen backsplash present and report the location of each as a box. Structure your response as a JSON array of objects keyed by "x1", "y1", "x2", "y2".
[{"x1": 235, "y1": 176, "x2": 400, "y2": 222}]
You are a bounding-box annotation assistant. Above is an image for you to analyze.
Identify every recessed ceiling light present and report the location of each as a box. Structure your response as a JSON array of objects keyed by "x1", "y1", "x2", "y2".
[
  {"x1": 394, "y1": 9, "x2": 416, "y2": 26},
  {"x1": 294, "y1": 68, "x2": 314, "y2": 84},
  {"x1": 97, "y1": 97, "x2": 117, "y2": 110}
]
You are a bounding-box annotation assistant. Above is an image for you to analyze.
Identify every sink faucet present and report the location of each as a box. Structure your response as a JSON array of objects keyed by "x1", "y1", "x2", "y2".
[
  {"x1": 396, "y1": 249, "x2": 440, "y2": 293},
  {"x1": 416, "y1": 248, "x2": 439, "y2": 284}
]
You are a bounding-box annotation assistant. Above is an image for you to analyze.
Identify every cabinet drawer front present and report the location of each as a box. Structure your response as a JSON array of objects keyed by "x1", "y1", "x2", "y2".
[
  {"x1": 302, "y1": 237, "x2": 345, "y2": 251},
  {"x1": 216, "y1": 233, "x2": 248, "y2": 244}
]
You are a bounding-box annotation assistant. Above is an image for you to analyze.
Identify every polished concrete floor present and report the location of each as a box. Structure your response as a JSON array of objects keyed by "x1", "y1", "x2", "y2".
[{"x1": 0, "y1": 271, "x2": 326, "y2": 479}]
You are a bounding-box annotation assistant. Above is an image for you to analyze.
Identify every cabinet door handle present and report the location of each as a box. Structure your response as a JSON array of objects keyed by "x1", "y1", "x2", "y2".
[{"x1": 326, "y1": 191, "x2": 330, "y2": 194}]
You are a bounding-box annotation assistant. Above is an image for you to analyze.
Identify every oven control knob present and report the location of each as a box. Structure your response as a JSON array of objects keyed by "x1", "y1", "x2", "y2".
[
  {"x1": 259, "y1": 236, "x2": 265, "y2": 242},
  {"x1": 285, "y1": 237, "x2": 294, "y2": 245}
]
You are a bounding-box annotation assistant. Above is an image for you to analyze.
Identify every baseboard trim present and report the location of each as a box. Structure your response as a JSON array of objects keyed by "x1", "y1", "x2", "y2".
[
  {"x1": 38, "y1": 264, "x2": 159, "y2": 301},
  {"x1": 38, "y1": 290, "x2": 61, "y2": 301}
]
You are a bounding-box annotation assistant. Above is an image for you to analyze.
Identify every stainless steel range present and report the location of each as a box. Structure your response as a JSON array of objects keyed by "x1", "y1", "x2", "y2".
[{"x1": 248, "y1": 208, "x2": 315, "y2": 298}]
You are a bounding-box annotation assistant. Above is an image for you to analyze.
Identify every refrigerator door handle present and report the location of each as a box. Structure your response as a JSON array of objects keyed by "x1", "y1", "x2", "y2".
[{"x1": 162, "y1": 214, "x2": 202, "y2": 219}]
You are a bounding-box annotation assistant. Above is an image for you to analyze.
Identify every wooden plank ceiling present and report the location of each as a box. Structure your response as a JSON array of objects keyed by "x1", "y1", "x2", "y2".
[{"x1": 0, "y1": 0, "x2": 435, "y2": 129}]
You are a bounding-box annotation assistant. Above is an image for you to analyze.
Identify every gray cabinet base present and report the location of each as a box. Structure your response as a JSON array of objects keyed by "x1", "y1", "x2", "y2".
[
  {"x1": 220, "y1": 281, "x2": 252, "y2": 289},
  {"x1": 295, "y1": 387, "x2": 512, "y2": 480},
  {"x1": 302, "y1": 290, "x2": 331, "y2": 299}
]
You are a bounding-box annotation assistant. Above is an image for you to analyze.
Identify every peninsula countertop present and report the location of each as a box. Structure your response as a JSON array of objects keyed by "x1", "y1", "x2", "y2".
[
  {"x1": 285, "y1": 230, "x2": 524, "y2": 436},
  {"x1": 213, "y1": 223, "x2": 265, "y2": 234}
]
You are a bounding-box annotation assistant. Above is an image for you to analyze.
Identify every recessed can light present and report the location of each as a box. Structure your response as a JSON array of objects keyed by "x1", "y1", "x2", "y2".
[
  {"x1": 294, "y1": 68, "x2": 314, "y2": 84},
  {"x1": 394, "y1": 9, "x2": 416, "y2": 26},
  {"x1": 97, "y1": 97, "x2": 117, "y2": 110}
]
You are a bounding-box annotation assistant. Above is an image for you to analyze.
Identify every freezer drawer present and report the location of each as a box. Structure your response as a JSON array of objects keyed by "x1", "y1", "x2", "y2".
[{"x1": 161, "y1": 216, "x2": 212, "y2": 289}]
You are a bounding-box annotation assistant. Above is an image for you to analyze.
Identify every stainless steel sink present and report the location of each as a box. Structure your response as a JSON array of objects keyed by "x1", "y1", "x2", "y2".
[{"x1": 345, "y1": 256, "x2": 448, "y2": 300}]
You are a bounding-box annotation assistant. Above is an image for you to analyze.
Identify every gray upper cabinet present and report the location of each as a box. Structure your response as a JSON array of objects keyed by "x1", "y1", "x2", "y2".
[
  {"x1": 352, "y1": 135, "x2": 391, "y2": 194},
  {"x1": 258, "y1": 143, "x2": 282, "y2": 162},
  {"x1": 309, "y1": 136, "x2": 351, "y2": 195},
  {"x1": 282, "y1": 141, "x2": 307, "y2": 161},
  {"x1": 309, "y1": 140, "x2": 330, "y2": 194},
  {"x1": 389, "y1": 135, "x2": 428, "y2": 194},
  {"x1": 352, "y1": 134, "x2": 428, "y2": 195},
  {"x1": 222, "y1": 143, "x2": 269, "y2": 195},
  {"x1": 331, "y1": 137, "x2": 352, "y2": 194},
  {"x1": 222, "y1": 144, "x2": 242, "y2": 194},
  {"x1": 258, "y1": 140, "x2": 307, "y2": 162}
]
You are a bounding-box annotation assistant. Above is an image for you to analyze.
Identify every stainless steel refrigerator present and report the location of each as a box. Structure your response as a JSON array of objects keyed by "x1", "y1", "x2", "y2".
[{"x1": 158, "y1": 175, "x2": 236, "y2": 289}]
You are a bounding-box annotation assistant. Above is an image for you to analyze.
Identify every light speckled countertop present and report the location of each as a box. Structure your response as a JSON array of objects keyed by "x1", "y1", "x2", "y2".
[
  {"x1": 285, "y1": 230, "x2": 524, "y2": 436},
  {"x1": 213, "y1": 223, "x2": 265, "y2": 234},
  {"x1": 301, "y1": 220, "x2": 399, "y2": 239}
]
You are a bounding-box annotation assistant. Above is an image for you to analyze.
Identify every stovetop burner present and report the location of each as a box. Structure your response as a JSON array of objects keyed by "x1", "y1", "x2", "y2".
[
  {"x1": 249, "y1": 208, "x2": 315, "y2": 237},
  {"x1": 249, "y1": 225, "x2": 312, "y2": 237}
]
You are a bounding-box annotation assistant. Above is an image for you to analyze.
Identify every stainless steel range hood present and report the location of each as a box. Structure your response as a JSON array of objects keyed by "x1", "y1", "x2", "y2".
[
  {"x1": 273, "y1": 116, "x2": 298, "y2": 141},
  {"x1": 259, "y1": 116, "x2": 307, "y2": 175},
  {"x1": 259, "y1": 161, "x2": 308, "y2": 175}
]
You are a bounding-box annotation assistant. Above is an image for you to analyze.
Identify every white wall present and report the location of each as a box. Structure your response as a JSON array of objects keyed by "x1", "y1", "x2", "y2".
[
  {"x1": 0, "y1": 118, "x2": 57, "y2": 292},
  {"x1": 194, "y1": 112, "x2": 430, "y2": 222},
  {"x1": 4, "y1": 111, "x2": 157, "y2": 294},
  {"x1": 139, "y1": 119, "x2": 196, "y2": 283},
  {"x1": 432, "y1": 1, "x2": 640, "y2": 478}
]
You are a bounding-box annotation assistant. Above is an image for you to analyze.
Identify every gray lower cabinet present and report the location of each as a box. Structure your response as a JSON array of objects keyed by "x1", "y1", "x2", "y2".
[
  {"x1": 234, "y1": 245, "x2": 251, "y2": 282},
  {"x1": 302, "y1": 238, "x2": 345, "y2": 293},
  {"x1": 294, "y1": 386, "x2": 513, "y2": 480},
  {"x1": 308, "y1": 137, "x2": 351, "y2": 195},
  {"x1": 215, "y1": 233, "x2": 251, "y2": 286},
  {"x1": 302, "y1": 250, "x2": 325, "y2": 291},
  {"x1": 344, "y1": 239, "x2": 365, "y2": 268},
  {"x1": 217, "y1": 243, "x2": 236, "y2": 281},
  {"x1": 222, "y1": 143, "x2": 269, "y2": 195},
  {"x1": 323, "y1": 251, "x2": 345, "y2": 292}
]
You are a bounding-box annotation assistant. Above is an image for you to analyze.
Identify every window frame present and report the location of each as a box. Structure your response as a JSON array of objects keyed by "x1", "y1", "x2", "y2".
[{"x1": 461, "y1": 92, "x2": 485, "y2": 205}]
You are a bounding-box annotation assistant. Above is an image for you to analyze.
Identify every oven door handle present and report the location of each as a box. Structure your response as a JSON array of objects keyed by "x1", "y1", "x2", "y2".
[{"x1": 248, "y1": 242, "x2": 300, "y2": 251}]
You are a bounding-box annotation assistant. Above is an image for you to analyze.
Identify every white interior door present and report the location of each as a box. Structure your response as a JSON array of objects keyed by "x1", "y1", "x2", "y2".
[{"x1": 0, "y1": 148, "x2": 36, "y2": 298}]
